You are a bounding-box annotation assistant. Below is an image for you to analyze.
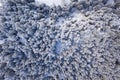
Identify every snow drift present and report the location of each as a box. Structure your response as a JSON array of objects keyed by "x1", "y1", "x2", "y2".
[{"x1": 35, "y1": 0, "x2": 71, "y2": 7}]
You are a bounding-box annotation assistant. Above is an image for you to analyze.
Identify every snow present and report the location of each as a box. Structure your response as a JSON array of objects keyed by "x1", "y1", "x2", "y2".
[
  {"x1": 0, "y1": 0, "x2": 120, "y2": 80},
  {"x1": 0, "y1": 2, "x2": 2, "y2": 7},
  {"x1": 0, "y1": 3, "x2": 2, "y2": 7},
  {"x1": 0, "y1": 0, "x2": 2, "y2": 7},
  {"x1": 54, "y1": 40, "x2": 63, "y2": 54},
  {"x1": 35, "y1": 0, "x2": 71, "y2": 7},
  {"x1": 0, "y1": 40, "x2": 5, "y2": 44},
  {"x1": 106, "y1": 0, "x2": 115, "y2": 7}
]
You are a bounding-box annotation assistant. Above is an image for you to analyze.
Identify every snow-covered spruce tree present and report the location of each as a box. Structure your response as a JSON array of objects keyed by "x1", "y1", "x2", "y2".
[{"x1": 0, "y1": 0, "x2": 120, "y2": 80}]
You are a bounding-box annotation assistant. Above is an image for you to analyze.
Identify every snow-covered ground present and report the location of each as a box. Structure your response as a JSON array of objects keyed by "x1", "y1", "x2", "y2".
[
  {"x1": 35, "y1": 0, "x2": 71, "y2": 7},
  {"x1": 0, "y1": 0, "x2": 2, "y2": 7}
]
